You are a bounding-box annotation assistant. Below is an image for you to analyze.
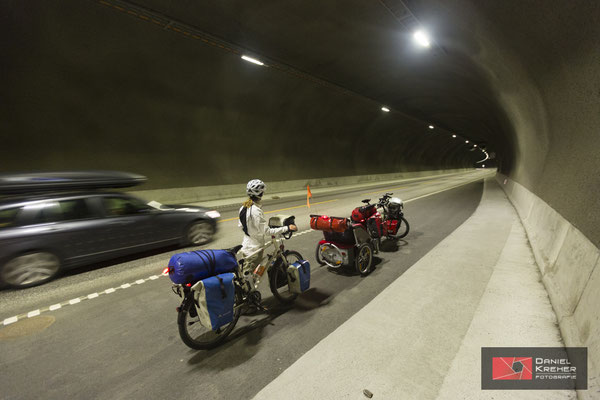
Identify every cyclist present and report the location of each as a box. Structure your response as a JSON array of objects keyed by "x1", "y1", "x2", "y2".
[{"x1": 239, "y1": 179, "x2": 297, "y2": 275}]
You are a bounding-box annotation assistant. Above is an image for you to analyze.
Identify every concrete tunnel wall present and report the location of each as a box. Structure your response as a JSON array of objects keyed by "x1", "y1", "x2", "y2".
[
  {"x1": 1, "y1": 0, "x2": 478, "y2": 193},
  {"x1": 443, "y1": 1, "x2": 600, "y2": 387},
  {"x1": 446, "y1": 0, "x2": 600, "y2": 248}
]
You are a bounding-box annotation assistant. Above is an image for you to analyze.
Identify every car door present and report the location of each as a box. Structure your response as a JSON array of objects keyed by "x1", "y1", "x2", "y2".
[
  {"x1": 97, "y1": 194, "x2": 156, "y2": 254},
  {"x1": 7, "y1": 197, "x2": 105, "y2": 266},
  {"x1": 52, "y1": 197, "x2": 107, "y2": 264}
]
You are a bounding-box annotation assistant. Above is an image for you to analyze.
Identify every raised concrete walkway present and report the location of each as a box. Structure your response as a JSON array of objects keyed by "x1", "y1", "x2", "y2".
[{"x1": 254, "y1": 179, "x2": 574, "y2": 399}]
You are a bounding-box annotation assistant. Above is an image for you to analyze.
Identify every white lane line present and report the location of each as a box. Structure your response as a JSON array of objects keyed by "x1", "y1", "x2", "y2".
[
  {"x1": 293, "y1": 229, "x2": 315, "y2": 237},
  {"x1": 405, "y1": 175, "x2": 491, "y2": 204},
  {"x1": 1, "y1": 273, "x2": 167, "y2": 325}
]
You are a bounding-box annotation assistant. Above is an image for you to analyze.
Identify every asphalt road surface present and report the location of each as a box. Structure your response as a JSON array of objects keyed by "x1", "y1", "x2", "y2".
[{"x1": 0, "y1": 171, "x2": 489, "y2": 400}]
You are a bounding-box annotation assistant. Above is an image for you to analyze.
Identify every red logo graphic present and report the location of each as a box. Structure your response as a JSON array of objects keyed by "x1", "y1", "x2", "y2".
[{"x1": 492, "y1": 357, "x2": 533, "y2": 380}]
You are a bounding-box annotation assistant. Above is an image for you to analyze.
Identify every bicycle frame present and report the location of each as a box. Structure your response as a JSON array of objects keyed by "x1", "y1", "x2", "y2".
[{"x1": 236, "y1": 233, "x2": 289, "y2": 291}]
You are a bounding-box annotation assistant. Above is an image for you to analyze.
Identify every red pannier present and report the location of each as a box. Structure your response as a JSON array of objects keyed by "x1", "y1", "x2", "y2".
[
  {"x1": 351, "y1": 204, "x2": 377, "y2": 223},
  {"x1": 310, "y1": 215, "x2": 349, "y2": 233},
  {"x1": 384, "y1": 219, "x2": 399, "y2": 236}
]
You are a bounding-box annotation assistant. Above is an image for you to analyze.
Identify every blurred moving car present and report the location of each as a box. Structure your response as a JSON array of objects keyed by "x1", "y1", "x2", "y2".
[{"x1": 0, "y1": 172, "x2": 220, "y2": 288}]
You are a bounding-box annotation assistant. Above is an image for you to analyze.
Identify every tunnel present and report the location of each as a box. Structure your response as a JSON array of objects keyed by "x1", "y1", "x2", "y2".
[{"x1": 1, "y1": 0, "x2": 598, "y2": 398}]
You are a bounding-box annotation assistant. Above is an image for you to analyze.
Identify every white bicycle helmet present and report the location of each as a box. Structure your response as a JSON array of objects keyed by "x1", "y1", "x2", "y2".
[
  {"x1": 387, "y1": 197, "x2": 404, "y2": 214},
  {"x1": 246, "y1": 179, "x2": 266, "y2": 197}
]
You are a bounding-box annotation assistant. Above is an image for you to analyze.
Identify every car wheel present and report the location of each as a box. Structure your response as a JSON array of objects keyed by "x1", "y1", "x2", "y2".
[
  {"x1": 1, "y1": 252, "x2": 61, "y2": 288},
  {"x1": 186, "y1": 220, "x2": 215, "y2": 246}
]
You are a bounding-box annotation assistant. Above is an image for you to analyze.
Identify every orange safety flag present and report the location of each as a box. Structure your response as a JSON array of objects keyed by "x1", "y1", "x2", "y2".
[{"x1": 307, "y1": 185, "x2": 313, "y2": 208}]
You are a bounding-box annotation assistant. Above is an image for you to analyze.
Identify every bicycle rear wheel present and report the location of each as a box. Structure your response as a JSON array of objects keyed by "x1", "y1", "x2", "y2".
[
  {"x1": 269, "y1": 250, "x2": 302, "y2": 304},
  {"x1": 177, "y1": 288, "x2": 242, "y2": 350}
]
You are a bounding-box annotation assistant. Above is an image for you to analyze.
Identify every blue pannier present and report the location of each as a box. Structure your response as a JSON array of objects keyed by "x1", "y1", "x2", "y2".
[
  {"x1": 287, "y1": 260, "x2": 310, "y2": 294},
  {"x1": 191, "y1": 273, "x2": 235, "y2": 331},
  {"x1": 167, "y1": 249, "x2": 238, "y2": 285}
]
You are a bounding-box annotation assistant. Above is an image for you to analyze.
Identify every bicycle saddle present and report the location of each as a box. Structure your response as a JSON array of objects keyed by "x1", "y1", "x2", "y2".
[{"x1": 228, "y1": 244, "x2": 243, "y2": 255}]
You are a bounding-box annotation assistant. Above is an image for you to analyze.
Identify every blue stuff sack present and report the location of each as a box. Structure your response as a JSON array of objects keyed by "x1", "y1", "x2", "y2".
[
  {"x1": 287, "y1": 260, "x2": 310, "y2": 294},
  {"x1": 167, "y1": 249, "x2": 238, "y2": 285},
  {"x1": 191, "y1": 273, "x2": 235, "y2": 331}
]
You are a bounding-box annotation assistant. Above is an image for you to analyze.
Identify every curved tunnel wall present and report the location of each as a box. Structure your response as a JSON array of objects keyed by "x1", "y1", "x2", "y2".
[
  {"x1": 447, "y1": 0, "x2": 600, "y2": 247},
  {"x1": 444, "y1": 0, "x2": 600, "y2": 385},
  {"x1": 1, "y1": 0, "x2": 478, "y2": 191}
]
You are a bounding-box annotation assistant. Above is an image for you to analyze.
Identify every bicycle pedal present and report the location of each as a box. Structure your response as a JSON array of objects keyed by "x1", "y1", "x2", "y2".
[
  {"x1": 250, "y1": 299, "x2": 268, "y2": 312},
  {"x1": 257, "y1": 305, "x2": 268, "y2": 312}
]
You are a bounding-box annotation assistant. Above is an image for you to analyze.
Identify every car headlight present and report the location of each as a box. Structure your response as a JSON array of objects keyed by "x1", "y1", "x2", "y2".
[{"x1": 205, "y1": 210, "x2": 221, "y2": 219}]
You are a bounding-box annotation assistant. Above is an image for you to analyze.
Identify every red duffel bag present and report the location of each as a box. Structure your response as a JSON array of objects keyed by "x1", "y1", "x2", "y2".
[{"x1": 310, "y1": 215, "x2": 349, "y2": 232}]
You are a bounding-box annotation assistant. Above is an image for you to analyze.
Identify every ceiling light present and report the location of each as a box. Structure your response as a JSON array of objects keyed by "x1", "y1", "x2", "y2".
[
  {"x1": 465, "y1": 140, "x2": 469, "y2": 143},
  {"x1": 473, "y1": 144, "x2": 477, "y2": 147},
  {"x1": 241, "y1": 55, "x2": 265, "y2": 66},
  {"x1": 413, "y1": 30, "x2": 431, "y2": 48},
  {"x1": 452, "y1": 134, "x2": 457, "y2": 138},
  {"x1": 381, "y1": 107, "x2": 390, "y2": 112},
  {"x1": 428, "y1": 125, "x2": 434, "y2": 129}
]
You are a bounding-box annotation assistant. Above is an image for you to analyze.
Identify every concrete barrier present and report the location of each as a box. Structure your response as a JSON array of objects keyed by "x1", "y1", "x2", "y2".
[
  {"x1": 497, "y1": 173, "x2": 600, "y2": 397},
  {"x1": 129, "y1": 168, "x2": 469, "y2": 204}
]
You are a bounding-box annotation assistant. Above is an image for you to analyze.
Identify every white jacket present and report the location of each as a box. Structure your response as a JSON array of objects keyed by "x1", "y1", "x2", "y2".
[{"x1": 239, "y1": 203, "x2": 289, "y2": 257}]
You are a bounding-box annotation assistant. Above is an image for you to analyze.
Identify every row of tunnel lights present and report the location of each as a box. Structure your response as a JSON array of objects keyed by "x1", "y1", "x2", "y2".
[
  {"x1": 381, "y1": 107, "x2": 489, "y2": 164},
  {"x1": 239, "y1": 30, "x2": 489, "y2": 165}
]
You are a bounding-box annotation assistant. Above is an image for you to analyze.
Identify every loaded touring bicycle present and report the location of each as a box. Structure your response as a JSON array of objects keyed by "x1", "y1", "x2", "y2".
[{"x1": 166, "y1": 215, "x2": 311, "y2": 349}]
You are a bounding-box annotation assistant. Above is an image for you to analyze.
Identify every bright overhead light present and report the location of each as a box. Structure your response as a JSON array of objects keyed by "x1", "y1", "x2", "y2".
[
  {"x1": 473, "y1": 144, "x2": 477, "y2": 147},
  {"x1": 452, "y1": 134, "x2": 457, "y2": 138},
  {"x1": 381, "y1": 106, "x2": 390, "y2": 112},
  {"x1": 241, "y1": 55, "x2": 265, "y2": 66},
  {"x1": 482, "y1": 164, "x2": 485, "y2": 168},
  {"x1": 428, "y1": 125, "x2": 434, "y2": 129},
  {"x1": 413, "y1": 30, "x2": 431, "y2": 48},
  {"x1": 465, "y1": 140, "x2": 469, "y2": 143}
]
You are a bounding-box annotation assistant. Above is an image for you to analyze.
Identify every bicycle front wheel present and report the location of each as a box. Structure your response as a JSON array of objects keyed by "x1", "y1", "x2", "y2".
[
  {"x1": 177, "y1": 289, "x2": 242, "y2": 350},
  {"x1": 395, "y1": 217, "x2": 410, "y2": 239},
  {"x1": 269, "y1": 250, "x2": 303, "y2": 304}
]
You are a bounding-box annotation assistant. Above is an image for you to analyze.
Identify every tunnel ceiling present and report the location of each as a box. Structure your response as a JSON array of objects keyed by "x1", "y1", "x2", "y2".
[{"x1": 123, "y1": 0, "x2": 511, "y2": 154}]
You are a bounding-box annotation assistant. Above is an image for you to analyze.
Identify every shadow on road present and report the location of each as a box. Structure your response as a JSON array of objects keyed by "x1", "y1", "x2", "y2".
[
  {"x1": 325, "y1": 256, "x2": 383, "y2": 277},
  {"x1": 379, "y1": 238, "x2": 409, "y2": 253},
  {"x1": 185, "y1": 288, "x2": 334, "y2": 370},
  {"x1": 292, "y1": 288, "x2": 334, "y2": 310},
  {"x1": 186, "y1": 306, "x2": 287, "y2": 368}
]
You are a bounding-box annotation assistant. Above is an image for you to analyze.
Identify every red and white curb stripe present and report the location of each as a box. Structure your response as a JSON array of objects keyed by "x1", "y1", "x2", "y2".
[{"x1": 2, "y1": 274, "x2": 165, "y2": 326}]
